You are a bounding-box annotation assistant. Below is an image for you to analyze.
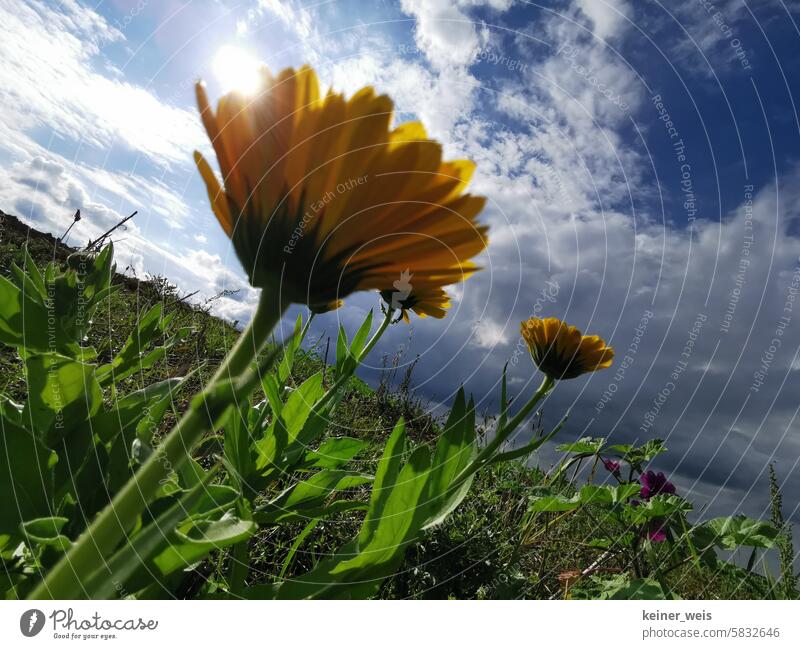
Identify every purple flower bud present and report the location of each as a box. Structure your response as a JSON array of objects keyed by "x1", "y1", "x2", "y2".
[{"x1": 602, "y1": 458, "x2": 621, "y2": 474}]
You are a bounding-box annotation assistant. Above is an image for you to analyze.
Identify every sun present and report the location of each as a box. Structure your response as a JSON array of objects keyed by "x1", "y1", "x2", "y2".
[{"x1": 212, "y1": 45, "x2": 261, "y2": 95}]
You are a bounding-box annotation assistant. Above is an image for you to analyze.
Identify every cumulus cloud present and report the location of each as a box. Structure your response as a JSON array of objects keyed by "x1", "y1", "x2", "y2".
[
  {"x1": 0, "y1": 1, "x2": 204, "y2": 166},
  {"x1": 400, "y1": 0, "x2": 485, "y2": 68},
  {"x1": 574, "y1": 0, "x2": 631, "y2": 41}
]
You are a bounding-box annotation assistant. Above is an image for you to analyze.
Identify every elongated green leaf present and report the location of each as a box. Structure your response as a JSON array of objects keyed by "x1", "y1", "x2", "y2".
[
  {"x1": 348, "y1": 310, "x2": 374, "y2": 361},
  {"x1": 94, "y1": 376, "x2": 184, "y2": 445},
  {"x1": 23, "y1": 247, "x2": 47, "y2": 299},
  {"x1": 255, "y1": 372, "x2": 324, "y2": 471},
  {"x1": 223, "y1": 402, "x2": 253, "y2": 491},
  {"x1": 301, "y1": 437, "x2": 369, "y2": 469},
  {"x1": 154, "y1": 512, "x2": 256, "y2": 577},
  {"x1": 95, "y1": 304, "x2": 165, "y2": 384},
  {"x1": 277, "y1": 313, "x2": 304, "y2": 384},
  {"x1": 257, "y1": 470, "x2": 372, "y2": 523},
  {"x1": 423, "y1": 390, "x2": 477, "y2": 529},
  {"x1": 267, "y1": 445, "x2": 431, "y2": 600},
  {"x1": 335, "y1": 325, "x2": 348, "y2": 376},
  {"x1": 358, "y1": 418, "x2": 406, "y2": 547},
  {"x1": 80, "y1": 472, "x2": 217, "y2": 598},
  {"x1": 334, "y1": 446, "x2": 430, "y2": 570},
  {"x1": 0, "y1": 414, "x2": 57, "y2": 535},
  {"x1": 499, "y1": 362, "x2": 509, "y2": 431}
]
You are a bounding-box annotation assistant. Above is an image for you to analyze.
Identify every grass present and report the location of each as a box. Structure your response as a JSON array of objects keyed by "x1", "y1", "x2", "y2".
[{"x1": 0, "y1": 208, "x2": 782, "y2": 599}]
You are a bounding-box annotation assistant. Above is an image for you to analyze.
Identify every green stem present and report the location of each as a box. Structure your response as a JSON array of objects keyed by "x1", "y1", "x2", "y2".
[
  {"x1": 474, "y1": 375, "x2": 554, "y2": 467},
  {"x1": 443, "y1": 374, "x2": 555, "y2": 505},
  {"x1": 31, "y1": 293, "x2": 287, "y2": 600},
  {"x1": 360, "y1": 307, "x2": 393, "y2": 363},
  {"x1": 229, "y1": 539, "x2": 250, "y2": 597},
  {"x1": 318, "y1": 306, "x2": 393, "y2": 412}
]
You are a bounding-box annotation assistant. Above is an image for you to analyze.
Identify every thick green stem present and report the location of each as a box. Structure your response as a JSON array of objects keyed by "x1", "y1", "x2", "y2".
[{"x1": 31, "y1": 294, "x2": 287, "y2": 600}]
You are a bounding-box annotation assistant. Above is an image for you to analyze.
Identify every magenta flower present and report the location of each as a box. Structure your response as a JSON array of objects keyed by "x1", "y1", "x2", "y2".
[
  {"x1": 602, "y1": 458, "x2": 621, "y2": 474},
  {"x1": 647, "y1": 524, "x2": 667, "y2": 543},
  {"x1": 639, "y1": 471, "x2": 676, "y2": 500}
]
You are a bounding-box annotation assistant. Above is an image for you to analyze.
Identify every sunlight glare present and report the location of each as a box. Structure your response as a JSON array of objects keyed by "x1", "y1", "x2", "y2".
[{"x1": 213, "y1": 45, "x2": 261, "y2": 95}]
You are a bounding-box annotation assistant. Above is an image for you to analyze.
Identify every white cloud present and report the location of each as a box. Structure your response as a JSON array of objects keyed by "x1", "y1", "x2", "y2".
[
  {"x1": 400, "y1": 0, "x2": 484, "y2": 69},
  {"x1": 0, "y1": 1, "x2": 204, "y2": 166},
  {"x1": 574, "y1": 0, "x2": 631, "y2": 41},
  {"x1": 399, "y1": 0, "x2": 522, "y2": 70},
  {"x1": 472, "y1": 318, "x2": 511, "y2": 348}
]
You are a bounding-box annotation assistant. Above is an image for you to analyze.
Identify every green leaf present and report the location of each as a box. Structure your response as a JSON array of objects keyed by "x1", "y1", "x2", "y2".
[
  {"x1": 335, "y1": 324, "x2": 348, "y2": 376},
  {"x1": 623, "y1": 439, "x2": 667, "y2": 466},
  {"x1": 701, "y1": 515, "x2": 779, "y2": 550},
  {"x1": 277, "y1": 313, "x2": 304, "y2": 384},
  {"x1": 580, "y1": 483, "x2": 641, "y2": 506},
  {"x1": 423, "y1": 389, "x2": 477, "y2": 529},
  {"x1": 358, "y1": 418, "x2": 406, "y2": 547},
  {"x1": 80, "y1": 471, "x2": 218, "y2": 597},
  {"x1": 255, "y1": 372, "x2": 324, "y2": 471},
  {"x1": 10, "y1": 262, "x2": 47, "y2": 307},
  {"x1": 556, "y1": 437, "x2": 606, "y2": 455},
  {"x1": 623, "y1": 495, "x2": 691, "y2": 524},
  {"x1": 331, "y1": 310, "x2": 374, "y2": 381},
  {"x1": 0, "y1": 414, "x2": 56, "y2": 535},
  {"x1": 338, "y1": 445, "x2": 431, "y2": 570},
  {"x1": 261, "y1": 373, "x2": 282, "y2": 417},
  {"x1": 0, "y1": 274, "x2": 49, "y2": 352},
  {"x1": 499, "y1": 362, "x2": 509, "y2": 431},
  {"x1": 571, "y1": 574, "x2": 676, "y2": 600},
  {"x1": 22, "y1": 352, "x2": 103, "y2": 439},
  {"x1": 95, "y1": 304, "x2": 166, "y2": 385},
  {"x1": 301, "y1": 437, "x2": 370, "y2": 469},
  {"x1": 173, "y1": 512, "x2": 256, "y2": 546},
  {"x1": 23, "y1": 247, "x2": 47, "y2": 299},
  {"x1": 257, "y1": 470, "x2": 372, "y2": 523},
  {"x1": 188, "y1": 484, "x2": 242, "y2": 520},
  {"x1": 267, "y1": 444, "x2": 431, "y2": 600},
  {"x1": 20, "y1": 516, "x2": 71, "y2": 552},
  {"x1": 153, "y1": 512, "x2": 256, "y2": 577},
  {"x1": 94, "y1": 376, "x2": 184, "y2": 445},
  {"x1": 528, "y1": 492, "x2": 582, "y2": 513},
  {"x1": 348, "y1": 310, "x2": 374, "y2": 362},
  {"x1": 223, "y1": 402, "x2": 254, "y2": 491}
]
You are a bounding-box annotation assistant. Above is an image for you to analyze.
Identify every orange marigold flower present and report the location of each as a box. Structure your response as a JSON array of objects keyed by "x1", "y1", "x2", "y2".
[
  {"x1": 380, "y1": 280, "x2": 451, "y2": 323},
  {"x1": 193, "y1": 65, "x2": 488, "y2": 312},
  {"x1": 520, "y1": 317, "x2": 614, "y2": 380}
]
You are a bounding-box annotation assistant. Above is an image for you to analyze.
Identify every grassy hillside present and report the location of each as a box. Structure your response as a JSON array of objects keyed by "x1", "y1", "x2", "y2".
[{"x1": 0, "y1": 208, "x2": 780, "y2": 599}]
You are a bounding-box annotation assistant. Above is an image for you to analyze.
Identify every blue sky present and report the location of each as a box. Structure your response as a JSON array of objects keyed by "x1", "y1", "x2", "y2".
[{"x1": 4, "y1": 0, "x2": 800, "y2": 533}]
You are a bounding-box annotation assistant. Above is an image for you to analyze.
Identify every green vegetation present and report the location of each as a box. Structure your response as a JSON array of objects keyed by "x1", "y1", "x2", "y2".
[{"x1": 0, "y1": 210, "x2": 795, "y2": 600}]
